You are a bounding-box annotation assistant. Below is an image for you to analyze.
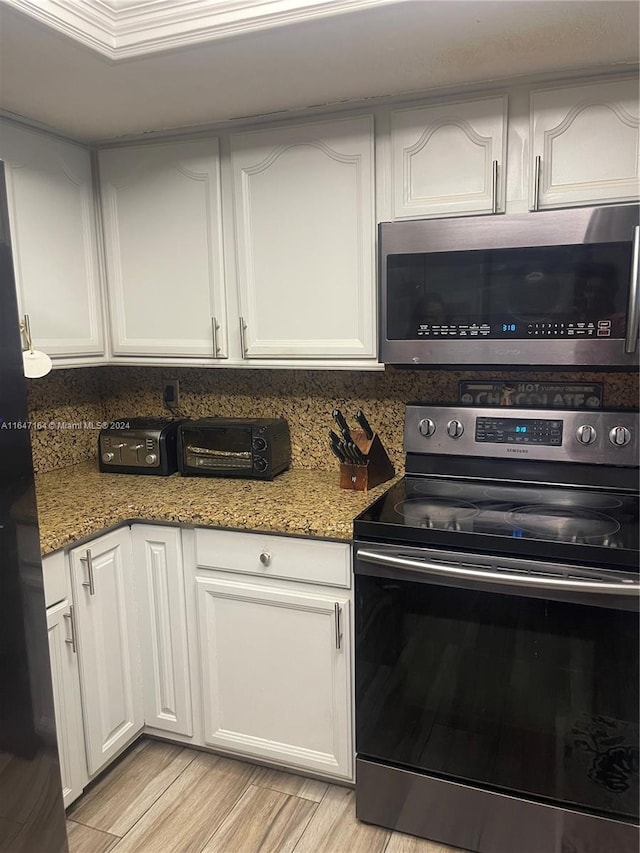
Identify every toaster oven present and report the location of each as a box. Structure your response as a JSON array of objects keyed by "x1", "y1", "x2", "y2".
[{"x1": 177, "y1": 418, "x2": 291, "y2": 479}]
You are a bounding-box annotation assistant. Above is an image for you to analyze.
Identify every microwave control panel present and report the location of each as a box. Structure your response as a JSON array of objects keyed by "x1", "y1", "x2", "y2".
[{"x1": 416, "y1": 319, "x2": 613, "y2": 338}]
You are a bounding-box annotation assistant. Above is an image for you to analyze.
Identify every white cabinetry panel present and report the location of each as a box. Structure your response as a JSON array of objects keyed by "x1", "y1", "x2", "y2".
[
  {"x1": 70, "y1": 528, "x2": 143, "y2": 775},
  {"x1": 531, "y1": 78, "x2": 640, "y2": 209},
  {"x1": 390, "y1": 96, "x2": 507, "y2": 218},
  {"x1": 133, "y1": 525, "x2": 192, "y2": 736},
  {"x1": 196, "y1": 575, "x2": 352, "y2": 779},
  {"x1": 47, "y1": 600, "x2": 87, "y2": 807},
  {"x1": 231, "y1": 116, "x2": 375, "y2": 359},
  {"x1": 0, "y1": 121, "x2": 104, "y2": 356},
  {"x1": 99, "y1": 140, "x2": 227, "y2": 357}
]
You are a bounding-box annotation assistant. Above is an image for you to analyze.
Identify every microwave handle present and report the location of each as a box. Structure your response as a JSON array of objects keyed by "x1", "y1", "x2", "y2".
[{"x1": 625, "y1": 225, "x2": 639, "y2": 354}]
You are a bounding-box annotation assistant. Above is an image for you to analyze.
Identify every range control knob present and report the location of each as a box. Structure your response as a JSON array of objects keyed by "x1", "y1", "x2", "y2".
[
  {"x1": 145, "y1": 453, "x2": 158, "y2": 464},
  {"x1": 102, "y1": 451, "x2": 114, "y2": 463},
  {"x1": 446, "y1": 419, "x2": 464, "y2": 439},
  {"x1": 576, "y1": 424, "x2": 597, "y2": 445},
  {"x1": 418, "y1": 418, "x2": 436, "y2": 437},
  {"x1": 254, "y1": 457, "x2": 268, "y2": 472},
  {"x1": 609, "y1": 426, "x2": 631, "y2": 447}
]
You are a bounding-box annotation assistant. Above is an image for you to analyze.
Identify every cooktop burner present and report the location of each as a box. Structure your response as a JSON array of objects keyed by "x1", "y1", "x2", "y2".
[{"x1": 355, "y1": 476, "x2": 639, "y2": 571}]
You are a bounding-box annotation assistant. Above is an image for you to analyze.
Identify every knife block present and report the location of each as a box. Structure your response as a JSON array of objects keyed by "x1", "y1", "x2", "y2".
[{"x1": 339, "y1": 429, "x2": 395, "y2": 492}]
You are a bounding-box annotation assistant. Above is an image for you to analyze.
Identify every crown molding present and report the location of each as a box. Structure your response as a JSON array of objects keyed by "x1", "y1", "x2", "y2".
[{"x1": 2, "y1": 0, "x2": 400, "y2": 59}]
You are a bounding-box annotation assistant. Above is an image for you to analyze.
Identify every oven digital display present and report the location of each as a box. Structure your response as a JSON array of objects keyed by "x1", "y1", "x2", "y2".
[{"x1": 475, "y1": 417, "x2": 563, "y2": 446}]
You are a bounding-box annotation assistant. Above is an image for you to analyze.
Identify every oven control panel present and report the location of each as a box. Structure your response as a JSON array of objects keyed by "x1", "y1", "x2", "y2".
[{"x1": 405, "y1": 405, "x2": 639, "y2": 466}]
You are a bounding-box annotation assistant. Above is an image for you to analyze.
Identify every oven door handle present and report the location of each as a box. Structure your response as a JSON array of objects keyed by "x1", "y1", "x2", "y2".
[
  {"x1": 357, "y1": 549, "x2": 640, "y2": 596},
  {"x1": 625, "y1": 224, "x2": 640, "y2": 354}
]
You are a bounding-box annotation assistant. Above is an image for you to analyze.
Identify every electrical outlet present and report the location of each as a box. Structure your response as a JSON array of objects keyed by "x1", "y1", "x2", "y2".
[{"x1": 162, "y1": 379, "x2": 180, "y2": 410}]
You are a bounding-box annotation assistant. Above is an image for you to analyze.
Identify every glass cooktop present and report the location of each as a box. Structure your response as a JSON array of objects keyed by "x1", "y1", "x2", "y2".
[{"x1": 355, "y1": 477, "x2": 639, "y2": 571}]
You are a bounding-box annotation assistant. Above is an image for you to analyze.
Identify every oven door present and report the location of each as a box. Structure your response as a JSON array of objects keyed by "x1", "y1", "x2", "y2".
[
  {"x1": 354, "y1": 541, "x2": 639, "y2": 824},
  {"x1": 180, "y1": 425, "x2": 254, "y2": 475}
]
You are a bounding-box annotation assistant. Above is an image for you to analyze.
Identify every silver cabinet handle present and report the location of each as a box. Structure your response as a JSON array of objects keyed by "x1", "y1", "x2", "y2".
[
  {"x1": 259, "y1": 551, "x2": 271, "y2": 567},
  {"x1": 239, "y1": 317, "x2": 247, "y2": 358},
  {"x1": 491, "y1": 159, "x2": 499, "y2": 214},
  {"x1": 532, "y1": 154, "x2": 541, "y2": 211},
  {"x1": 212, "y1": 316, "x2": 220, "y2": 357},
  {"x1": 334, "y1": 602, "x2": 342, "y2": 650},
  {"x1": 625, "y1": 225, "x2": 639, "y2": 354},
  {"x1": 81, "y1": 549, "x2": 95, "y2": 595},
  {"x1": 63, "y1": 605, "x2": 76, "y2": 654},
  {"x1": 21, "y1": 313, "x2": 33, "y2": 351},
  {"x1": 357, "y1": 548, "x2": 640, "y2": 597}
]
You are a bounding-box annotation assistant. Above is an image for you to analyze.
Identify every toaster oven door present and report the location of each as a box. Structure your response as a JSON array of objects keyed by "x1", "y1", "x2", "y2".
[{"x1": 181, "y1": 426, "x2": 254, "y2": 474}]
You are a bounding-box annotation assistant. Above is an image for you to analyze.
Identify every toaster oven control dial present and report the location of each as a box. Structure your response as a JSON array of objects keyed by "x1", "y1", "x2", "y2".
[
  {"x1": 102, "y1": 451, "x2": 115, "y2": 463},
  {"x1": 576, "y1": 424, "x2": 597, "y2": 445},
  {"x1": 254, "y1": 457, "x2": 268, "y2": 472},
  {"x1": 253, "y1": 437, "x2": 267, "y2": 452},
  {"x1": 418, "y1": 418, "x2": 436, "y2": 437},
  {"x1": 145, "y1": 453, "x2": 158, "y2": 465},
  {"x1": 609, "y1": 426, "x2": 631, "y2": 447},
  {"x1": 447, "y1": 419, "x2": 464, "y2": 439}
]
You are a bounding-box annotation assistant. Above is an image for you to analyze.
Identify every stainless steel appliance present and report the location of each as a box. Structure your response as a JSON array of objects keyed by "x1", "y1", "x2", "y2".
[
  {"x1": 354, "y1": 404, "x2": 639, "y2": 853},
  {"x1": 379, "y1": 205, "x2": 639, "y2": 367},
  {"x1": 98, "y1": 417, "x2": 182, "y2": 475},
  {"x1": 177, "y1": 417, "x2": 291, "y2": 479},
  {"x1": 0, "y1": 161, "x2": 68, "y2": 851}
]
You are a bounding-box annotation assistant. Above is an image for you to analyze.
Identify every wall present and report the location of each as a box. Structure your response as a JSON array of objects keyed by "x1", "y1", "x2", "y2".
[{"x1": 27, "y1": 365, "x2": 638, "y2": 475}]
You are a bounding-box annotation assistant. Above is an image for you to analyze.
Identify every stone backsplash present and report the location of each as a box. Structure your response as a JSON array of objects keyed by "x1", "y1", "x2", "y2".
[{"x1": 26, "y1": 365, "x2": 638, "y2": 474}]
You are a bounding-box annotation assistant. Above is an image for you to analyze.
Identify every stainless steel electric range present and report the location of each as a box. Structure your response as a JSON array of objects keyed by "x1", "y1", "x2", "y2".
[{"x1": 354, "y1": 405, "x2": 639, "y2": 853}]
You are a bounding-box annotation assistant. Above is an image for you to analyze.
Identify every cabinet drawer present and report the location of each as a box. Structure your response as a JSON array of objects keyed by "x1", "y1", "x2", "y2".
[
  {"x1": 43, "y1": 551, "x2": 68, "y2": 608},
  {"x1": 195, "y1": 529, "x2": 351, "y2": 588}
]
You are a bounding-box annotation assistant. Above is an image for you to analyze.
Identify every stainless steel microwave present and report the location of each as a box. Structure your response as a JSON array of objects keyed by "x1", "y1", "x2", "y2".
[{"x1": 379, "y1": 205, "x2": 639, "y2": 368}]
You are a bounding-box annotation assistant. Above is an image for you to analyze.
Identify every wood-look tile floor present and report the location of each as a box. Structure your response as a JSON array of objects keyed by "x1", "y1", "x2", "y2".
[{"x1": 66, "y1": 738, "x2": 469, "y2": 853}]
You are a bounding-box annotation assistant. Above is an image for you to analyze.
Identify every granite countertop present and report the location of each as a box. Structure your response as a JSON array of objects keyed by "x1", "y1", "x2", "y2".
[{"x1": 34, "y1": 461, "x2": 399, "y2": 555}]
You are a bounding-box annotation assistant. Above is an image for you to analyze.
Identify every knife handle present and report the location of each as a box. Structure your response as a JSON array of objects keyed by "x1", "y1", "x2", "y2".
[
  {"x1": 355, "y1": 410, "x2": 374, "y2": 440},
  {"x1": 332, "y1": 409, "x2": 351, "y2": 441}
]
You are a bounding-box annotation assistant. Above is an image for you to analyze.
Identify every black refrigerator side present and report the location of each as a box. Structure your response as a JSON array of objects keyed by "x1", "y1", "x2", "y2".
[{"x1": 0, "y1": 161, "x2": 68, "y2": 851}]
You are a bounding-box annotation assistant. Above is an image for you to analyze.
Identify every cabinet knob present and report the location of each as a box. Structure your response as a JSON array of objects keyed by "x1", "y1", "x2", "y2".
[{"x1": 259, "y1": 551, "x2": 272, "y2": 567}]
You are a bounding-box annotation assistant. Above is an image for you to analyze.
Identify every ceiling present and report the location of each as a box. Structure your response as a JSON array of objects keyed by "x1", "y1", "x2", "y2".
[{"x1": 0, "y1": 0, "x2": 638, "y2": 142}]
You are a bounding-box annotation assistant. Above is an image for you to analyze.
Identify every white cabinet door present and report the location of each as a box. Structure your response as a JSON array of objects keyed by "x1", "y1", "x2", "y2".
[
  {"x1": 390, "y1": 96, "x2": 507, "y2": 219},
  {"x1": 99, "y1": 139, "x2": 227, "y2": 358},
  {"x1": 231, "y1": 116, "x2": 375, "y2": 359},
  {"x1": 47, "y1": 600, "x2": 87, "y2": 807},
  {"x1": 0, "y1": 121, "x2": 104, "y2": 357},
  {"x1": 196, "y1": 575, "x2": 352, "y2": 779},
  {"x1": 132, "y1": 525, "x2": 193, "y2": 736},
  {"x1": 70, "y1": 529, "x2": 143, "y2": 775},
  {"x1": 530, "y1": 77, "x2": 640, "y2": 209}
]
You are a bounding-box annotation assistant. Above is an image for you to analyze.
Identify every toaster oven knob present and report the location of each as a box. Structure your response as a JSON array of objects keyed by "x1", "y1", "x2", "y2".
[
  {"x1": 447, "y1": 419, "x2": 464, "y2": 439},
  {"x1": 145, "y1": 453, "x2": 158, "y2": 464},
  {"x1": 254, "y1": 457, "x2": 268, "y2": 472},
  {"x1": 102, "y1": 451, "x2": 114, "y2": 463},
  {"x1": 576, "y1": 424, "x2": 597, "y2": 445},
  {"x1": 253, "y1": 437, "x2": 267, "y2": 452},
  {"x1": 609, "y1": 426, "x2": 631, "y2": 447},
  {"x1": 418, "y1": 418, "x2": 436, "y2": 437}
]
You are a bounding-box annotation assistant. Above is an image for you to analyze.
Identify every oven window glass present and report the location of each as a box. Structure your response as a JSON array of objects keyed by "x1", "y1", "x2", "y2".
[
  {"x1": 355, "y1": 574, "x2": 639, "y2": 821},
  {"x1": 184, "y1": 427, "x2": 252, "y2": 462},
  {"x1": 385, "y1": 243, "x2": 631, "y2": 340}
]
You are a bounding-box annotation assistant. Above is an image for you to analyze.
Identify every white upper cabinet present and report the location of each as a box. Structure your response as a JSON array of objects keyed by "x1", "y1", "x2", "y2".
[
  {"x1": 230, "y1": 116, "x2": 376, "y2": 359},
  {"x1": 0, "y1": 121, "x2": 104, "y2": 356},
  {"x1": 389, "y1": 96, "x2": 508, "y2": 219},
  {"x1": 530, "y1": 77, "x2": 640, "y2": 210},
  {"x1": 99, "y1": 139, "x2": 227, "y2": 358}
]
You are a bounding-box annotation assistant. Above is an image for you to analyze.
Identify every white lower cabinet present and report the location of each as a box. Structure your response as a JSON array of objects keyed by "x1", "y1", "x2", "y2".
[
  {"x1": 132, "y1": 525, "x2": 193, "y2": 737},
  {"x1": 69, "y1": 528, "x2": 144, "y2": 775},
  {"x1": 196, "y1": 572, "x2": 352, "y2": 780},
  {"x1": 46, "y1": 599, "x2": 87, "y2": 807}
]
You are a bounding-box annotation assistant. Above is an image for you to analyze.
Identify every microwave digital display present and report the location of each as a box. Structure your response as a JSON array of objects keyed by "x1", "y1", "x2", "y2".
[{"x1": 386, "y1": 242, "x2": 631, "y2": 341}]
